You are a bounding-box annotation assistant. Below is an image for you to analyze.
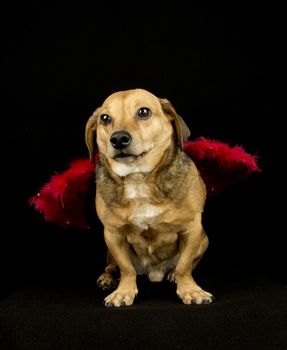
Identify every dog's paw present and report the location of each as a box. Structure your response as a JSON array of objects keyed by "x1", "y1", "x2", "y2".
[
  {"x1": 104, "y1": 286, "x2": 138, "y2": 307},
  {"x1": 177, "y1": 286, "x2": 214, "y2": 305},
  {"x1": 166, "y1": 269, "x2": 176, "y2": 283},
  {"x1": 97, "y1": 272, "x2": 118, "y2": 290}
]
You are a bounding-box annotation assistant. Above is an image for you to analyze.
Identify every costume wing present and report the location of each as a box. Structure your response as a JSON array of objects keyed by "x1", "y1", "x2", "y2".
[
  {"x1": 29, "y1": 139, "x2": 260, "y2": 229},
  {"x1": 184, "y1": 139, "x2": 260, "y2": 195},
  {"x1": 29, "y1": 159, "x2": 95, "y2": 230}
]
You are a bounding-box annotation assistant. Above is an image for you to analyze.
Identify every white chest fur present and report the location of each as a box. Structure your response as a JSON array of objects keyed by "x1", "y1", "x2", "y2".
[
  {"x1": 124, "y1": 182, "x2": 165, "y2": 230},
  {"x1": 124, "y1": 183, "x2": 150, "y2": 200}
]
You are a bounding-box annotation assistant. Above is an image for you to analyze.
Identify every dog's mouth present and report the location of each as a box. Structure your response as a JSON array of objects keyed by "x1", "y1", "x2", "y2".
[{"x1": 113, "y1": 150, "x2": 148, "y2": 162}]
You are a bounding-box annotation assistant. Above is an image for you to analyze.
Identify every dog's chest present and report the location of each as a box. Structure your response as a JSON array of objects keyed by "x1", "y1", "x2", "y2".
[{"x1": 124, "y1": 181, "x2": 165, "y2": 230}]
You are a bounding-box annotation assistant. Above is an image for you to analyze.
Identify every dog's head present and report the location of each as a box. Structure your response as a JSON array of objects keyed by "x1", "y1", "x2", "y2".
[{"x1": 85, "y1": 89, "x2": 190, "y2": 176}]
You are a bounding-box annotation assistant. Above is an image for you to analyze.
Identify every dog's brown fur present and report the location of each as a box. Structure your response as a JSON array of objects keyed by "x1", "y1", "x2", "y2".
[{"x1": 85, "y1": 89, "x2": 214, "y2": 306}]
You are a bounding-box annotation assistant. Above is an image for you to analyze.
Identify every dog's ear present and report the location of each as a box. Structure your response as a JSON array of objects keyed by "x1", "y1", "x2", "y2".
[
  {"x1": 159, "y1": 98, "x2": 190, "y2": 149},
  {"x1": 85, "y1": 108, "x2": 99, "y2": 162}
]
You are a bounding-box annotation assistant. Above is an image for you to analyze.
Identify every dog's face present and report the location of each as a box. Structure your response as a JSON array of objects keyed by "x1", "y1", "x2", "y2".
[{"x1": 86, "y1": 89, "x2": 190, "y2": 176}]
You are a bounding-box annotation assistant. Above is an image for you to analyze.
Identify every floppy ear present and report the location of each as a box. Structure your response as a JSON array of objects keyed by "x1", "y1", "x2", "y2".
[
  {"x1": 85, "y1": 108, "x2": 99, "y2": 162},
  {"x1": 159, "y1": 98, "x2": 190, "y2": 149}
]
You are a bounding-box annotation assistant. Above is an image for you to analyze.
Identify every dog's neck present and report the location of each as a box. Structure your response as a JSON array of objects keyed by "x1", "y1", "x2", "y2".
[{"x1": 96, "y1": 142, "x2": 191, "y2": 205}]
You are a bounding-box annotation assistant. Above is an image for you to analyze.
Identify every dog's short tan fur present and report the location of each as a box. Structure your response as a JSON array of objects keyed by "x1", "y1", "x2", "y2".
[{"x1": 86, "y1": 89, "x2": 214, "y2": 306}]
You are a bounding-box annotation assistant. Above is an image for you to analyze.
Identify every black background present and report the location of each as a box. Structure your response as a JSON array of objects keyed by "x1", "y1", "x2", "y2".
[{"x1": 1, "y1": 4, "x2": 285, "y2": 299}]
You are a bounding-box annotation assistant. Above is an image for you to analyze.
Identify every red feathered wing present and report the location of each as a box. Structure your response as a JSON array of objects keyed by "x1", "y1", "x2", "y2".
[
  {"x1": 184, "y1": 139, "x2": 260, "y2": 195},
  {"x1": 29, "y1": 159, "x2": 95, "y2": 230},
  {"x1": 29, "y1": 139, "x2": 260, "y2": 229}
]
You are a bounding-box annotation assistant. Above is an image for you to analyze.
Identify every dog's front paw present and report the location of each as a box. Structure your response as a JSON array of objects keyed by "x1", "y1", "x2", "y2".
[
  {"x1": 104, "y1": 285, "x2": 138, "y2": 307},
  {"x1": 176, "y1": 285, "x2": 214, "y2": 305}
]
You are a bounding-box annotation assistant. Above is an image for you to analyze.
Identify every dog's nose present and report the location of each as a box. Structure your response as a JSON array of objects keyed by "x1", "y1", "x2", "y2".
[{"x1": 110, "y1": 130, "x2": 132, "y2": 149}]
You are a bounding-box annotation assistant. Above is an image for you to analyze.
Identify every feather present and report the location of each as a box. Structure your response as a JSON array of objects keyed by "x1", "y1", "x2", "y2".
[
  {"x1": 29, "y1": 159, "x2": 95, "y2": 229},
  {"x1": 184, "y1": 138, "x2": 260, "y2": 195},
  {"x1": 29, "y1": 139, "x2": 260, "y2": 229}
]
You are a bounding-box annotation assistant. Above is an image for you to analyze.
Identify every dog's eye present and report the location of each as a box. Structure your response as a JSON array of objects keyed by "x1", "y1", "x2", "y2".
[
  {"x1": 100, "y1": 114, "x2": 112, "y2": 125},
  {"x1": 137, "y1": 107, "x2": 151, "y2": 120}
]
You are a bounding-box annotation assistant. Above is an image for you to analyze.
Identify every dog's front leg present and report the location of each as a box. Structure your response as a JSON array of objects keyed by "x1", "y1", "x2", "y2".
[
  {"x1": 103, "y1": 228, "x2": 138, "y2": 307},
  {"x1": 175, "y1": 213, "x2": 214, "y2": 305}
]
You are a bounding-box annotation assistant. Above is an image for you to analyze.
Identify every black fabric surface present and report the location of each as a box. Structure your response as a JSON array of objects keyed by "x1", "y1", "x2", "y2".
[{"x1": 1, "y1": 270, "x2": 286, "y2": 350}]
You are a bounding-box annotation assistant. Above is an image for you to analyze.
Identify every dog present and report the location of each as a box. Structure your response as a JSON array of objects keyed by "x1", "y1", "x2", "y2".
[{"x1": 85, "y1": 88, "x2": 214, "y2": 307}]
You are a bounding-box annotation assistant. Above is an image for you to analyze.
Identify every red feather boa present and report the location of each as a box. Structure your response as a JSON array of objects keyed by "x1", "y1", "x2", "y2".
[{"x1": 30, "y1": 139, "x2": 260, "y2": 229}]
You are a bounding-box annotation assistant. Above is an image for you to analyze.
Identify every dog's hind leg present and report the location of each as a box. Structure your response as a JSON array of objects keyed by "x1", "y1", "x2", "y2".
[{"x1": 97, "y1": 253, "x2": 119, "y2": 290}]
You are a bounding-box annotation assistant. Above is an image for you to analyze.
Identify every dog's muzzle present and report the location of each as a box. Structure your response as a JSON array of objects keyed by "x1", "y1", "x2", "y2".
[{"x1": 110, "y1": 130, "x2": 132, "y2": 150}]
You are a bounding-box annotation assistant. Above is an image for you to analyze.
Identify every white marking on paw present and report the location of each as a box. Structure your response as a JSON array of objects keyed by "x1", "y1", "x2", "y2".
[
  {"x1": 177, "y1": 287, "x2": 214, "y2": 305},
  {"x1": 104, "y1": 286, "x2": 138, "y2": 307}
]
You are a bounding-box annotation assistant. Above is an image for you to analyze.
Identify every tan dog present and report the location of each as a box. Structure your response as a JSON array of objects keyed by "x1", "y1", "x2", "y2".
[{"x1": 85, "y1": 88, "x2": 214, "y2": 307}]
